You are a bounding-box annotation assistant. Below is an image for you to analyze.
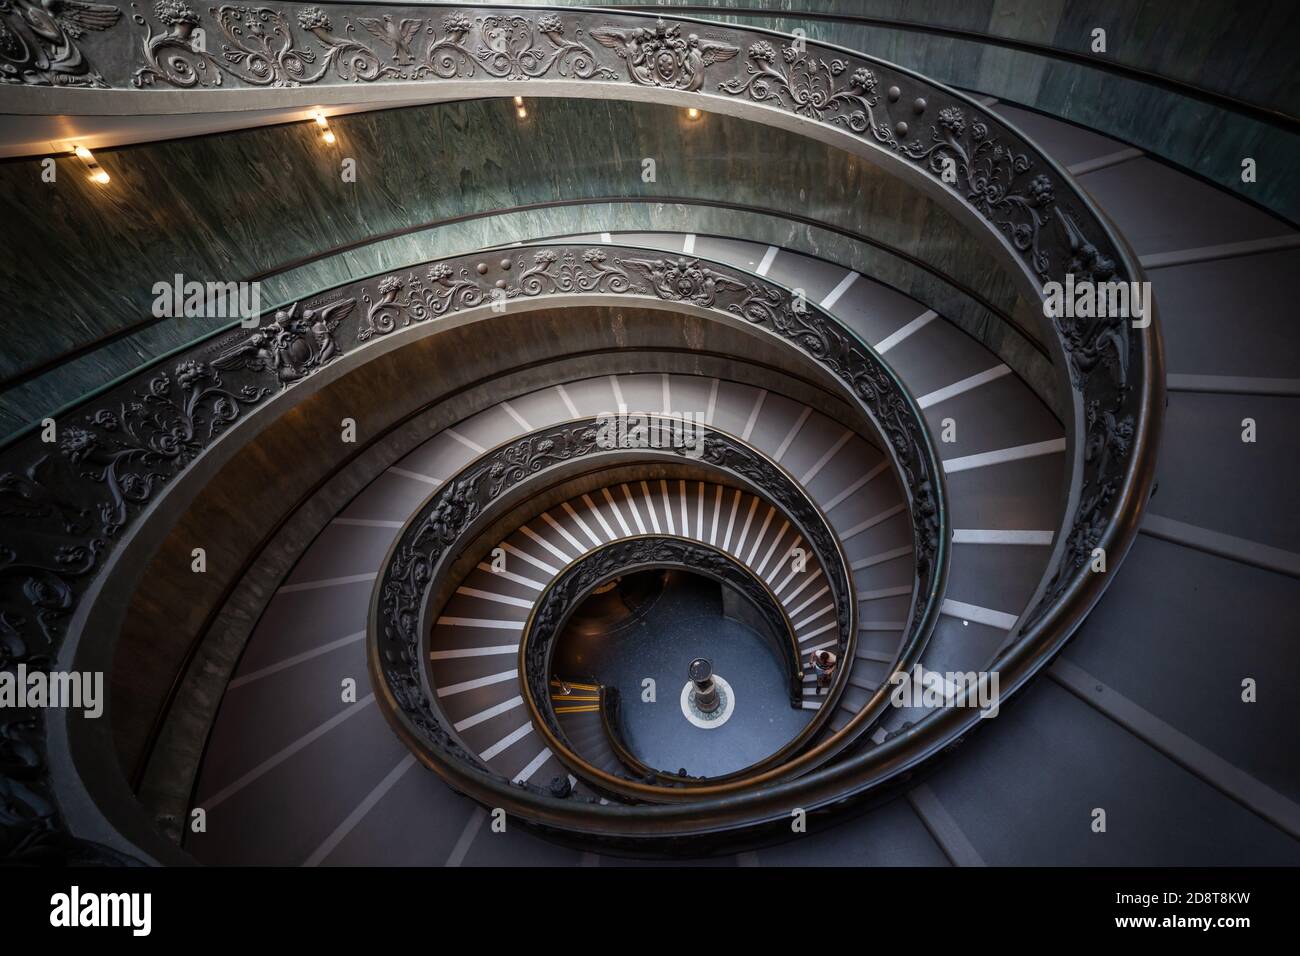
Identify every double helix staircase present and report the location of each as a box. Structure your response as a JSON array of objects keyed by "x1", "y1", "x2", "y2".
[{"x1": 0, "y1": 2, "x2": 1295, "y2": 868}]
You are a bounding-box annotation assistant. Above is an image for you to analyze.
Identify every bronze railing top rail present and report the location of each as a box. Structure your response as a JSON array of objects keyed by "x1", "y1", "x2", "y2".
[
  {"x1": 521, "y1": 535, "x2": 821, "y2": 795},
  {"x1": 1, "y1": 3, "x2": 1159, "y2": 854},
  {"x1": 380, "y1": 418, "x2": 862, "y2": 797},
  {"x1": 358, "y1": 245, "x2": 946, "y2": 797}
]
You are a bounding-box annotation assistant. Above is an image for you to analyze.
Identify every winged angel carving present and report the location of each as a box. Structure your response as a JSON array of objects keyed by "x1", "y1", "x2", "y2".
[
  {"x1": 589, "y1": 19, "x2": 738, "y2": 92},
  {"x1": 212, "y1": 299, "x2": 355, "y2": 387},
  {"x1": 0, "y1": 0, "x2": 121, "y2": 86}
]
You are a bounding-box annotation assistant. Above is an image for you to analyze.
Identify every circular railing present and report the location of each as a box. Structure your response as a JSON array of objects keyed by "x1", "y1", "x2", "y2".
[
  {"x1": 379, "y1": 421, "x2": 861, "y2": 799},
  {"x1": 523, "y1": 536, "x2": 809, "y2": 790},
  {"x1": 0, "y1": 2, "x2": 1160, "y2": 858}
]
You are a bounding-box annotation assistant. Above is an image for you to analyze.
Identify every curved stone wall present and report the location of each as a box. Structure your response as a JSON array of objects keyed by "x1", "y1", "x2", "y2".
[
  {"x1": 0, "y1": 99, "x2": 1027, "y2": 435},
  {"x1": 549, "y1": 0, "x2": 1300, "y2": 221}
]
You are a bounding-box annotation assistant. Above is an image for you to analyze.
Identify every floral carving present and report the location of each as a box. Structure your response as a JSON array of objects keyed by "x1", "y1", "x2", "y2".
[
  {"x1": 718, "y1": 41, "x2": 891, "y2": 139},
  {"x1": 154, "y1": 0, "x2": 195, "y2": 26},
  {"x1": 474, "y1": 13, "x2": 615, "y2": 81},
  {"x1": 128, "y1": 6, "x2": 617, "y2": 86},
  {"x1": 58, "y1": 361, "x2": 270, "y2": 536},
  {"x1": 510, "y1": 248, "x2": 637, "y2": 297},
  {"x1": 132, "y1": 3, "x2": 401, "y2": 87},
  {"x1": 356, "y1": 248, "x2": 643, "y2": 342},
  {"x1": 895, "y1": 105, "x2": 1057, "y2": 279},
  {"x1": 357, "y1": 265, "x2": 484, "y2": 341}
]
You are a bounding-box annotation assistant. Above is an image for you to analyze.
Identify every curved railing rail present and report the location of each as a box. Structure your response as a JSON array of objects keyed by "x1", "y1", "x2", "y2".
[
  {"x1": 2, "y1": 2, "x2": 1158, "y2": 647},
  {"x1": 524, "y1": 536, "x2": 812, "y2": 792},
  {"x1": 0, "y1": 239, "x2": 945, "y2": 857},
  {"x1": 597, "y1": 687, "x2": 655, "y2": 782},
  {"x1": 357, "y1": 243, "x2": 948, "y2": 783},
  {"x1": 0, "y1": 3, "x2": 1159, "y2": 856},
  {"x1": 380, "y1": 422, "x2": 859, "y2": 799}
]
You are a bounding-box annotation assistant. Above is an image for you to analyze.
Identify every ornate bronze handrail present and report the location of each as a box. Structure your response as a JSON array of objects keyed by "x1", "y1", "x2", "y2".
[
  {"x1": 597, "y1": 687, "x2": 656, "y2": 782},
  {"x1": 525, "y1": 536, "x2": 812, "y2": 793},
  {"x1": 381, "y1": 420, "x2": 862, "y2": 793},
  {"x1": 0, "y1": 2, "x2": 1159, "y2": 855},
  {"x1": 11, "y1": 0, "x2": 1156, "y2": 677},
  {"x1": 0, "y1": 238, "x2": 944, "y2": 856}
]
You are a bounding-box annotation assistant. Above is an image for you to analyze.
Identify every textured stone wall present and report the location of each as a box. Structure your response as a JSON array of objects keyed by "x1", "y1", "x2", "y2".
[
  {"x1": 540, "y1": 0, "x2": 1299, "y2": 219},
  {"x1": 0, "y1": 98, "x2": 1028, "y2": 437}
]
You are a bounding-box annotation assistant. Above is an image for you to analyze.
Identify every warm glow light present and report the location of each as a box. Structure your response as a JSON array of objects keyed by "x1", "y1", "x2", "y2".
[
  {"x1": 686, "y1": 107, "x2": 701, "y2": 120},
  {"x1": 72, "y1": 145, "x2": 109, "y2": 184},
  {"x1": 312, "y1": 111, "x2": 336, "y2": 145},
  {"x1": 513, "y1": 95, "x2": 523, "y2": 106},
  {"x1": 516, "y1": 106, "x2": 528, "y2": 119}
]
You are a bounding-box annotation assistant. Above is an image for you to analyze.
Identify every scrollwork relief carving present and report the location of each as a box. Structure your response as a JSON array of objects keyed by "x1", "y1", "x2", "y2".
[
  {"x1": 510, "y1": 247, "x2": 636, "y2": 297},
  {"x1": 358, "y1": 266, "x2": 483, "y2": 341},
  {"x1": 129, "y1": 4, "x2": 618, "y2": 87},
  {"x1": 133, "y1": 2, "x2": 397, "y2": 87},
  {"x1": 718, "y1": 41, "x2": 888, "y2": 139}
]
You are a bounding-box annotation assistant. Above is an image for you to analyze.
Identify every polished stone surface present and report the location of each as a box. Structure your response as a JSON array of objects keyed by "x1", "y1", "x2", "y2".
[
  {"x1": 0, "y1": 97, "x2": 1026, "y2": 437},
  {"x1": 587, "y1": 0, "x2": 1300, "y2": 222},
  {"x1": 555, "y1": 570, "x2": 810, "y2": 777}
]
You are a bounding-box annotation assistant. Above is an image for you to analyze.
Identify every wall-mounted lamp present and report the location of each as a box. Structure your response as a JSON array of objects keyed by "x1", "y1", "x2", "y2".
[
  {"x1": 514, "y1": 96, "x2": 527, "y2": 120},
  {"x1": 313, "y1": 111, "x2": 336, "y2": 145},
  {"x1": 685, "y1": 107, "x2": 701, "y2": 121},
  {"x1": 73, "y1": 145, "x2": 110, "y2": 184}
]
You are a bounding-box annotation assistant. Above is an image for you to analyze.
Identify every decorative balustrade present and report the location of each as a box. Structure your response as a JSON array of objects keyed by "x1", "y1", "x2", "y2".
[
  {"x1": 0, "y1": 241, "x2": 945, "y2": 855},
  {"x1": 375, "y1": 430, "x2": 854, "y2": 798},
  {"x1": 0, "y1": 1, "x2": 1159, "y2": 856},
  {"x1": 521, "y1": 536, "x2": 815, "y2": 793}
]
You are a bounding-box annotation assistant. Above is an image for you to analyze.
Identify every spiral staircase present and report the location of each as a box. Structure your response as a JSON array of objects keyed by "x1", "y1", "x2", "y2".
[{"x1": 1, "y1": 2, "x2": 1297, "y2": 868}]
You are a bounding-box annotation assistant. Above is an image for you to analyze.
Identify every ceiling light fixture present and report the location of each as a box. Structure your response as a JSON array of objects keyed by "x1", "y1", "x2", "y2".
[{"x1": 686, "y1": 107, "x2": 701, "y2": 120}]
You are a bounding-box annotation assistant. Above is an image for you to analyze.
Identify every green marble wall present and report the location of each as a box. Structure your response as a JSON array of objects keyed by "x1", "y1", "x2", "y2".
[
  {"x1": 5, "y1": 2, "x2": 1291, "y2": 438},
  {"x1": 0, "y1": 98, "x2": 1030, "y2": 439},
  {"x1": 540, "y1": 0, "x2": 1299, "y2": 116},
  {"x1": 538, "y1": 0, "x2": 1300, "y2": 221}
]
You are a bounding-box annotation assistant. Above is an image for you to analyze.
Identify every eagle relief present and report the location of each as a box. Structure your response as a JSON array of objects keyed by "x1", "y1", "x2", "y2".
[{"x1": 0, "y1": 0, "x2": 122, "y2": 87}]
